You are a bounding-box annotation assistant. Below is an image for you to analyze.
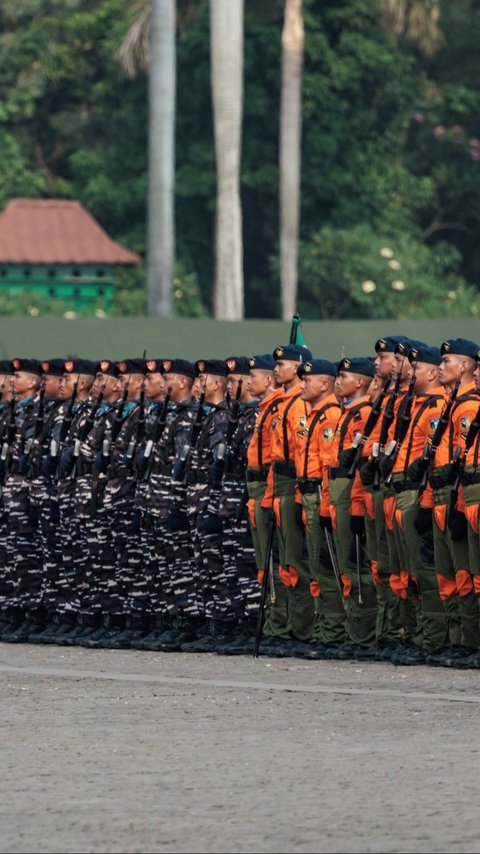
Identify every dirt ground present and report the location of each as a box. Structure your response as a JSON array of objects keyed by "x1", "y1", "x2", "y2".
[{"x1": 1, "y1": 642, "x2": 480, "y2": 854}]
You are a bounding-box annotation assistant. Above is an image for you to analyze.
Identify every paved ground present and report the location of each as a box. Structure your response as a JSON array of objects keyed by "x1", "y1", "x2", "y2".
[{"x1": 1, "y1": 643, "x2": 480, "y2": 854}]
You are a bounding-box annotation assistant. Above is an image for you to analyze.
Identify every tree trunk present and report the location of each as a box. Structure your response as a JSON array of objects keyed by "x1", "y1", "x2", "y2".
[
  {"x1": 280, "y1": 0, "x2": 304, "y2": 322},
  {"x1": 210, "y1": 0, "x2": 244, "y2": 320},
  {"x1": 147, "y1": 0, "x2": 176, "y2": 317}
]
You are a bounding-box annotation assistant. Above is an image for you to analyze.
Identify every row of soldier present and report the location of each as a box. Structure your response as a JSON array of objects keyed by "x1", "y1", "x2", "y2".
[{"x1": 1, "y1": 335, "x2": 480, "y2": 668}]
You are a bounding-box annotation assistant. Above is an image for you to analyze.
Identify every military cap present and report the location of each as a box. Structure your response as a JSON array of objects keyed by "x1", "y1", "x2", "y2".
[
  {"x1": 408, "y1": 343, "x2": 441, "y2": 366},
  {"x1": 337, "y1": 356, "x2": 375, "y2": 378},
  {"x1": 226, "y1": 356, "x2": 251, "y2": 376},
  {"x1": 440, "y1": 338, "x2": 480, "y2": 359},
  {"x1": 195, "y1": 359, "x2": 228, "y2": 377},
  {"x1": 249, "y1": 354, "x2": 276, "y2": 371},
  {"x1": 375, "y1": 335, "x2": 411, "y2": 354},
  {"x1": 63, "y1": 358, "x2": 97, "y2": 376},
  {"x1": 0, "y1": 360, "x2": 13, "y2": 375},
  {"x1": 116, "y1": 358, "x2": 146, "y2": 375},
  {"x1": 95, "y1": 359, "x2": 117, "y2": 377},
  {"x1": 162, "y1": 358, "x2": 196, "y2": 379},
  {"x1": 297, "y1": 358, "x2": 337, "y2": 379},
  {"x1": 145, "y1": 359, "x2": 164, "y2": 375},
  {"x1": 40, "y1": 359, "x2": 66, "y2": 377},
  {"x1": 272, "y1": 344, "x2": 313, "y2": 363},
  {"x1": 11, "y1": 358, "x2": 42, "y2": 376}
]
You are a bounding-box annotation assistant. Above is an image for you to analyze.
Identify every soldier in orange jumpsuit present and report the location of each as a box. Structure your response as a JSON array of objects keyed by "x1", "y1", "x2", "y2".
[
  {"x1": 407, "y1": 338, "x2": 480, "y2": 666},
  {"x1": 326, "y1": 356, "x2": 377, "y2": 658},
  {"x1": 293, "y1": 358, "x2": 343, "y2": 657},
  {"x1": 260, "y1": 342, "x2": 313, "y2": 655}
]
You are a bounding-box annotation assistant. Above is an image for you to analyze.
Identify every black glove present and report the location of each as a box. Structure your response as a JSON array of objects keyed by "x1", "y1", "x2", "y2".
[
  {"x1": 319, "y1": 515, "x2": 333, "y2": 532},
  {"x1": 338, "y1": 447, "x2": 357, "y2": 470},
  {"x1": 448, "y1": 508, "x2": 468, "y2": 541},
  {"x1": 413, "y1": 507, "x2": 433, "y2": 535},
  {"x1": 359, "y1": 459, "x2": 376, "y2": 487},
  {"x1": 49, "y1": 499, "x2": 60, "y2": 524},
  {"x1": 407, "y1": 458, "x2": 427, "y2": 485},
  {"x1": 164, "y1": 510, "x2": 189, "y2": 531},
  {"x1": 198, "y1": 512, "x2": 223, "y2": 535},
  {"x1": 350, "y1": 514, "x2": 365, "y2": 536},
  {"x1": 295, "y1": 502, "x2": 304, "y2": 529},
  {"x1": 172, "y1": 461, "x2": 186, "y2": 482},
  {"x1": 27, "y1": 504, "x2": 39, "y2": 529},
  {"x1": 58, "y1": 447, "x2": 75, "y2": 477},
  {"x1": 94, "y1": 451, "x2": 109, "y2": 474},
  {"x1": 135, "y1": 450, "x2": 147, "y2": 479},
  {"x1": 439, "y1": 463, "x2": 456, "y2": 487},
  {"x1": 209, "y1": 461, "x2": 224, "y2": 489},
  {"x1": 42, "y1": 455, "x2": 57, "y2": 478},
  {"x1": 17, "y1": 455, "x2": 29, "y2": 476}
]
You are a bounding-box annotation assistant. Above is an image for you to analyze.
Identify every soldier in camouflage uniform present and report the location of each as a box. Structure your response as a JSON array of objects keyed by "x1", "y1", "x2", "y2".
[
  {"x1": 180, "y1": 359, "x2": 232, "y2": 652},
  {"x1": 1, "y1": 358, "x2": 44, "y2": 641},
  {"x1": 0, "y1": 360, "x2": 16, "y2": 637},
  {"x1": 215, "y1": 357, "x2": 260, "y2": 654},
  {"x1": 142, "y1": 359, "x2": 201, "y2": 652}
]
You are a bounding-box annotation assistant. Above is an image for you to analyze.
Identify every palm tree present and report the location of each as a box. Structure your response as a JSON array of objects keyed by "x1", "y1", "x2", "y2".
[
  {"x1": 210, "y1": 0, "x2": 245, "y2": 320},
  {"x1": 378, "y1": 0, "x2": 444, "y2": 56},
  {"x1": 118, "y1": 0, "x2": 176, "y2": 318},
  {"x1": 279, "y1": 0, "x2": 304, "y2": 322}
]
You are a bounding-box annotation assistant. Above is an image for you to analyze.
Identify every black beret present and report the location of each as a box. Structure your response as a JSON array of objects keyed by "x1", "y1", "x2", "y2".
[
  {"x1": 337, "y1": 356, "x2": 375, "y2": 378},
  {"x1": 144, "y1": 359, "x2": 164, "y2": 375},
  {"x1": 116, "y1": 358, "x2": 146, "y2": 375},
  {"x1": 273, "y1": 344, "x2": 313, "y2": 363},
  {"x1": 249, "y1": 354, "x2": 276, "y2": 371},
  {"x1": 63, "y1": 358, "x2": 98, "y2": 376},
  {"x1": 226, "y1": 356, "x2": 251, "y2": 376},
  {"x1": 297, "y1": 358, "x2": 337, "y2": 379},
  {"x1": 375, "y1": 335, "x2": 412, "y2": 354},
  {"x1": 40, "y1": 359, "x2": 67, "y2": 377},
  {"x1": 95, "y1": 359, "x2": 117, "y2": 377},
  {"x1": 440, "y1": 338, "x2": 480, "y2": 359},
  {"x1": 407, "y1": 342, "x2": 441, "y2": 366},
  {"x1": 0, "y1": 360, "x2": 13, "y2": 375},
  {"x1": 195, "y1": 359, "x2": 228, "y2": 377},
  {"x1": 162, "y1": 358, "x2": 196, "y2": 379},
  {"x1": 11, "y1": 358, "x2": 42, "y2": 376}
]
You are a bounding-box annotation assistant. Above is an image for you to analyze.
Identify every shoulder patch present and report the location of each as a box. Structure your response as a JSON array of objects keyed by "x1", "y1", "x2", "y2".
[{"x1": 323, "y1": 426, "x2": 335, "y2": 440}]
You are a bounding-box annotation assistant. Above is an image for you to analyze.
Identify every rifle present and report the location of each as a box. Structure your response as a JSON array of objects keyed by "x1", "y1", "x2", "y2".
[
  {"x1": 26, "y1": 376, "x2": 47, "y2": 479},
  {"x1": 210, "y1": 379, "x2": 243, "y2": 488},
  {"x1": 99, "y1": 378, "x2": 130, "y2": 470},
  {"x1": 0, "y1": 390, "x2": 17, "y2": 481},
  {"x1": 383, "y1": 366, "x2": 417, "y2": 486},
  {"x1": 124, "y1": 374, "x2": 147, "y2": 475},
  {"x1": 173, "y1": 389, "x2": 206, "y2": 485},
  {"x1": 253, "y1": 515, "x2": 276, "y2": 658},
  {"x1": 449, "y1": 400, "x2": 480, "y2": 495},
  {"x1": 347, "y1": 373, "x2": 391, "y2": 477},
  {"x1": 142, "y1": 385, "x2": 173, "y2": 482},
  {"x1": 372, "y1": 365, "x2": 404, "y2": 490},
  {"x1": 50, "y1": 377, "x2": 79, "y2": 473},
  {"x1": 418, "y1": 378, "x2": 461, "y2": 491},
  {"x1": 70, "y1": 380, "x2": 107, "y2": 481}
]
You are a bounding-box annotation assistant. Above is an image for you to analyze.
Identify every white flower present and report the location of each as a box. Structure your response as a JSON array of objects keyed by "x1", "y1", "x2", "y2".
[
  {"x1": 175, "y1": 289, "x2": 183, "y2": 299},
  {"x1": 28, "y1": 306, "x2": 40, "y2": 316},
  {"x1": 63, "y1": 310, "x2": 77, "y2": 319},
  {"x1": 380, "y1": 247, "x2": 394, "y2": 258},
  {"x1": 95, "y1": 308, "x2": 107, "y2": 318},
  {"x1": 447, "y1": 291, "x2": 457, "y2": 300},
  {"x1": 391, "y1": 280, "x2": 406, "y2": 291},
  {"x1": 388, "y1": 259, "x2": 401, "y2": 270},
  {"x1": 361, "y1": 280, "x2": 377, "y2": 294}
]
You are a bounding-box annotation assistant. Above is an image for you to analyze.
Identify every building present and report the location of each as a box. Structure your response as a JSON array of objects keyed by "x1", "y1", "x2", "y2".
[{"x1": 0, "y1": 199, "x2": 141, "y2": 314}]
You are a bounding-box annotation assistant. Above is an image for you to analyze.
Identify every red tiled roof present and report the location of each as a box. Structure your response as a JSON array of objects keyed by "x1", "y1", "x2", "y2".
[{"x1": 0, "y1": 199, "x2": 141, "y2": 265}]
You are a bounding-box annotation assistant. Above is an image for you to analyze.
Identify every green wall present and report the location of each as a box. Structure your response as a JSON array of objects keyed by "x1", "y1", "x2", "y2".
[{"x1": 0, "y1": 316, "x2": 478, "y2": 361}]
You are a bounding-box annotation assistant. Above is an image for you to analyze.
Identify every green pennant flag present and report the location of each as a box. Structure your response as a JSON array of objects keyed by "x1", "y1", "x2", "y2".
[{"x1": 289, "y1": 312, "x2": 307, "y2": 346}]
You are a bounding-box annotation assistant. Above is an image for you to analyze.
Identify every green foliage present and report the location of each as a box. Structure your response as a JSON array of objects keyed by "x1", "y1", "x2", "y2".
[{"x1": 0, "y1": 0, "x2": 479, "y2": 322}]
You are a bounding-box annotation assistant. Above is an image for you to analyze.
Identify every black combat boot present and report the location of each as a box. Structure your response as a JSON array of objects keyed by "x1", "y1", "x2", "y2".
[
  {"x1": 108, "y1": 613, "x2": 150, "y2": 649},
  {"x1": 58, "y1": 612, "x2": 99, "y2": 646},
  {"x1": 180, "y1": 620, "x2": 215, "y2": 653},
  {"x1": 0, "y1": 607, "x2": 25, "y2": 641},
  {"x1": 158, "y1": 617, "x2": 203, "y2": 652},
  {"x1": 93, "y1": 614, "x2": 127, "y2": 649},
  {"x1": 132, "y1": 613, "x2": 168, "y2": 651},
  {"x1": 3, "y1": 609, "x2": 44, "y2": 643},
  {"x1": 215, "y1": 618, "x2": 255, "y2": 655},
  {"x1": 28, "y1": 611, "x2": 62, "y2": 644},
  {"x1": 79, "y1": 613, "x2": 119, "y2": 648}
]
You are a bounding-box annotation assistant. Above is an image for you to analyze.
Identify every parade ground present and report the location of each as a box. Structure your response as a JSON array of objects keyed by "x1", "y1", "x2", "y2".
[{"x1": 1, "y1": 645, "x2": 480, "y2": 854}]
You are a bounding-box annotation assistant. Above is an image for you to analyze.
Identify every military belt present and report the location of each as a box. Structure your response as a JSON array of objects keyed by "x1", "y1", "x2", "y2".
[
  {"x1": 462, "y1": 473, "x2": 480, "y2": 486},
  {"x1": 297, "y1": 479, "x2": 321, "y2": 495},
  {"x1": 246, "y1": 467, "x2": 268, "y2": 483},
  {"x1": 392, "y1": 479, "x2": 419, "y2": 494},
  {"x1": 272, "y1": 460, "x2": 296, "y2": 478},
  {"x1": 329, "y1": 466, "x2": 350, "y2": 480}
]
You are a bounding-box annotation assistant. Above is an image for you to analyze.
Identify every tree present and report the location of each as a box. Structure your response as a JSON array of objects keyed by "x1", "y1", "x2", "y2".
[
  {"x1": 119, "y1": 0, "x2": 176, "y2": 318},
  {"x1": 210, "y1": 0, "x2": 245, "y2": 320},
  {"x1": 279, "y1": 0, "x2": 304, "y2": 321}
]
